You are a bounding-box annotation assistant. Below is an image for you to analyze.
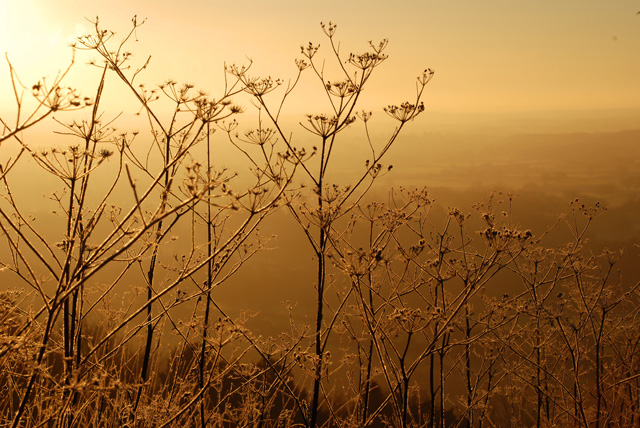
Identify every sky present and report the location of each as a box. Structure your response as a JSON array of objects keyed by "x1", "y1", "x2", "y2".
[{"x1": 1, "y1": 0, "x2": 639, "y2": 126}]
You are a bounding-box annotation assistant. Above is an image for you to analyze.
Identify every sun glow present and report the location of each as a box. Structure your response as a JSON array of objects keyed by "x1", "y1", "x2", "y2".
[
  {"x1": 0, "y1": 1, "x2": 95, "y2": 118},
  {"x1": 3, "y1": 2, "x2": 89, "y2": 69},
  {"x1": 1, "y1": 1, "x2": 639, "y2": 121}
]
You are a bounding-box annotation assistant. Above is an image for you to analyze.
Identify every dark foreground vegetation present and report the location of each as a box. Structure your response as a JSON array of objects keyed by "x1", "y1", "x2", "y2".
[{"x1": 1, "y1": 19, "x2": 639, "y2": 428}]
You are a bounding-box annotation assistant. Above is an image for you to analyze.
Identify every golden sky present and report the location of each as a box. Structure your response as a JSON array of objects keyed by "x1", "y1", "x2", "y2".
[{"x1": 1, "y1": 0, "x2": 639, "y2": 122}]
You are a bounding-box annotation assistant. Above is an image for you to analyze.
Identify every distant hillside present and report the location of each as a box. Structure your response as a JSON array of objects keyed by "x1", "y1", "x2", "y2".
[{"x1": 378, "y1": 128, "x2": 640, "y2": 205}]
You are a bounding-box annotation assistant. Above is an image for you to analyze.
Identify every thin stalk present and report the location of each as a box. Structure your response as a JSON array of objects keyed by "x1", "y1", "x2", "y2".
[
  {"x1": 429, "y1": 325, "x2": 437, "y2": 427},
  {"x1": 595, "y1": 307, "x2": 606, "y2": 428},
  {"x1": 310, "y1": 137, "x2": 327, "y2": 428},
  {"x1": 464, "y1": 307, "x2": 472, "y2": 428},
  {"x1": 199, "y1": 123, "x2": 214, "y2": 427},
  {"x1": 361, "y1": 218, "x2": 376, "y2": 425},
  {"x1": 133, "y1": 133, "x2": 172, "y2": 413},
  {"x1": 310, "y1": 224, "x2": 326, "y2": 427}
]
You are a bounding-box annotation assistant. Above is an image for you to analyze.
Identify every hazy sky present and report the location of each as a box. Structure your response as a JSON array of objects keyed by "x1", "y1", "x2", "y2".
[{"x1": 1, "y1": 1, "x2": 639, "y2": 122}]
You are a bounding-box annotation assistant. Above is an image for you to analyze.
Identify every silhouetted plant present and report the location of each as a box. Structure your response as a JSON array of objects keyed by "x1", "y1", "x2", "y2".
[
  {"x1": 227, "y1": 21, "x2": 434, "y2": 426},
  {"x1": 1, "y1": 17, "x2": 639, "y2": 428}
]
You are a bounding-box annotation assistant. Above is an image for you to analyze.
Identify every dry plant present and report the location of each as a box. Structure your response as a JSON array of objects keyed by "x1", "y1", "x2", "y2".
[
  {"x1": 0, "y1": 17, "x2": 296, "y2": 428},
  {"x1": 1, "y1": 18, "x2": 639, "y2": 428},
  {"x1": 227, "y1": 21, "x2": 434, "y2": 426}
]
